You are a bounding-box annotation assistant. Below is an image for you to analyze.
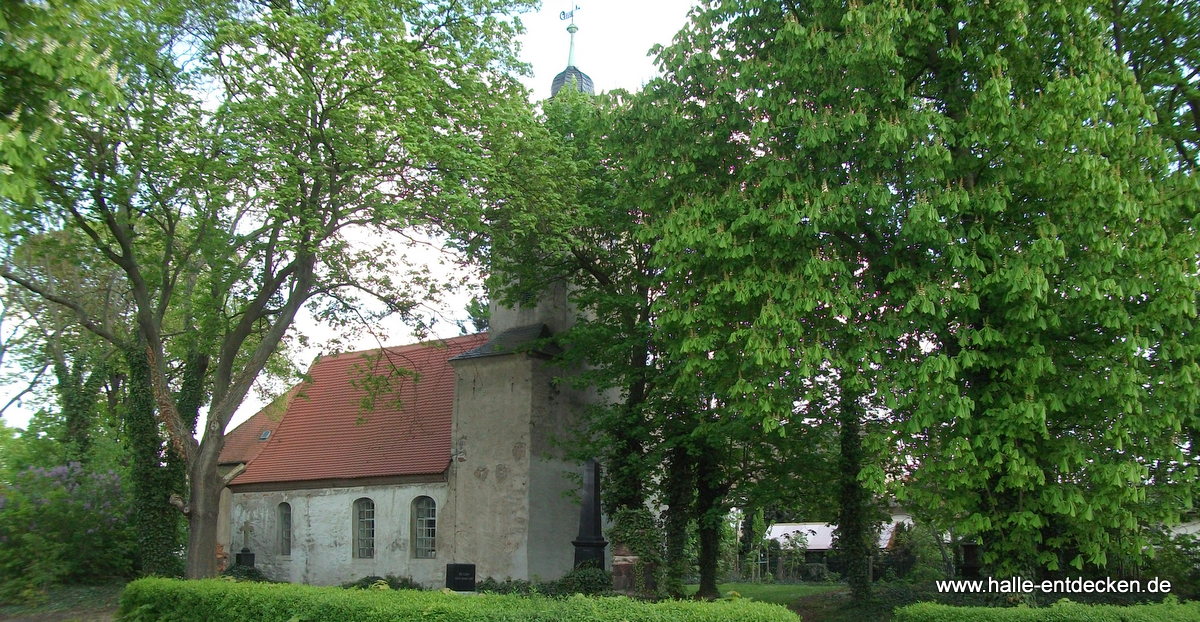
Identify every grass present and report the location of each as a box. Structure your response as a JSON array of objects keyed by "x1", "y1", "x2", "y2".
[
  {"x1": 0, "y1": 581, "x2": 125, "y2": 621},
  {"x1": 684, "y1": 582, "x2": 843, "y2": 605}
]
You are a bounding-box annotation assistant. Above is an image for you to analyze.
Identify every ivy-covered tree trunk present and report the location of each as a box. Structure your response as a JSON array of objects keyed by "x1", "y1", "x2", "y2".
[
  {"x1": 835, "y1": 381, "x2": 874, "y2": 599},
  {"x1": 163, "y1": 351, "x2": 210, "y2": 559},
  {"x1": 603, "y1": 358, "x2": 649, "y2": 513},
  {"x1": 125, "y1": 345, "x2": 183, "y2": 576},
  {"x1": 694, "y1": 435, "x2": 727, "y2": 600},
  {"x1": 53, "y1": 354, "x2": 105, "y2": 462},
  {"x1": 661, "y1": 443, "x2": 696, "y2": 598}
]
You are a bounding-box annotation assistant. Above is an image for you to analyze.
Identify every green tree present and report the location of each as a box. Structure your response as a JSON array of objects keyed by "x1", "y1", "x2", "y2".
[
  {"x1": 477, "y1": 85, "x2": 665, "y2": 516},
  {"x1": 1101, "y1": 0, "x2": 1200, "y2": 171},
  {"x1": 2, "y1": 0, "x2": 537, "y2": 578},
  {"x1": 643, "y1": 0, "x2": 1198, "y2": 587},
  {"x1": 880, "y1": 0, "x2": 1199, "y2": 577},
  {"x1": 0, "y1": 0, "x2": 122, "y2": 207},
  {"x1": 1, "y1": 230, "x2": 187, "y2": 569},
  {"x1": 476, "y1": 83, "x2": 738, "y2": 596},
  {"x1": 639, "y1": 0, "x2": 902, "y2": 598},
  {"x1": 478, "y1": 66, "x2": 847, "y2": 600}
]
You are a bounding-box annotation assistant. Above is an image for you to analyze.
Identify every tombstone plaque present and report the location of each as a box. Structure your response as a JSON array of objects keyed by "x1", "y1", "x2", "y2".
[{"x1": 445, "y1": 563, "x2": 476, "y2": 591}]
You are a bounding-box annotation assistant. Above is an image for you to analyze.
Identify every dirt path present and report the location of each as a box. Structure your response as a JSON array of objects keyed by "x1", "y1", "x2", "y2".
[
  {"x1": 0, "y1": 607, "x2": 116, "y2": 622},
  {"x1": 0, "y1": 583, "x2": 123, "y2": 622},
  {"x1": 789, "y1": 587, "x2": 853, "y2": 622}
]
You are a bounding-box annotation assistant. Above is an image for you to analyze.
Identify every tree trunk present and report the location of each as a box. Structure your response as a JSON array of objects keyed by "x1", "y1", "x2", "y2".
[
  {"x1": 168, "y1": 352, "x2": 210, "y2": 568},
  {"x1": 604, "y1": 345, "x2": 651, "y2": 514},
  {"x1": 661, "y1": 444, "x2": 695, "y2": 598},
  {"x1": 55, "y1": 352, "x2": 104, "y2": 462},
  {"x1": 126, "y1": 344, "x2": 184, "y2": 576},
  {"x1": 696, "y1": 509, "x2": 721, "y2": 599},
  {"x1": 836, "y1": 381, "x2": 873, "y2": 600},
  {"x1": 185, "y1": 450, "x2": 223, "y2": 579},
  {"x1": 695, "y1": 441, "x2": 724, "y2": 600}
]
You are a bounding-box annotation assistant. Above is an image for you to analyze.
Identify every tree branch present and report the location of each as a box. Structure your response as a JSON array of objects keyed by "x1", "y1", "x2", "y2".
[
  {"x1": 220, "y1": 462, "x2": 247, "y2": 486},
  {"x1": 0, "y1": 267, "x2": 121, "y2": 345},
  {"x1": 0, "y1": 363, "x2": 48, "y2": 418}
]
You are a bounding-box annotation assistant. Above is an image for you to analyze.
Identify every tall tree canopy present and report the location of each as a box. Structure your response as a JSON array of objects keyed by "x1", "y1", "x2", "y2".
[
  {"x1": 476, "y1": 74, "x2": 843, "y2": 599},
  {"x1": 643, "y1": 0, "x2": 1199, "y2": 583},
  {"x1": 1102, "y1": 0, "x2": 1200, "y2": 171},
  {"x1": 1, "y1": 0, "x2": 538, "y2": 578},
  {"x1": 1, "y1": 0, "x2": 122, "y2": 207}
]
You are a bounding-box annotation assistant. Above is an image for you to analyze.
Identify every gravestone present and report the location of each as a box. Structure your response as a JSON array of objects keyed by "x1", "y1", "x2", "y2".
[
  {"x1": 235, "y1": 520, "x2": 255, "y2": 567},
  {"x1": 446, "y1": 563, "x2": 476, "y2": 591},
  {"x1": 611, "y1": 542, "x2": 637, "y2": 592}
]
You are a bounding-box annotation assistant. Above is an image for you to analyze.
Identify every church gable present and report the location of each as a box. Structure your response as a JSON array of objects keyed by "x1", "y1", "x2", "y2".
[{"x1": 225, "y1": 333, "x2": 488, "y2": 488}]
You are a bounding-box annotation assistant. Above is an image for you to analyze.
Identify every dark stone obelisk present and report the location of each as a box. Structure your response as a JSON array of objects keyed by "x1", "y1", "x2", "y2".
[{"x1": 572, "y1": 458, "x2": 607, "y2": 568}]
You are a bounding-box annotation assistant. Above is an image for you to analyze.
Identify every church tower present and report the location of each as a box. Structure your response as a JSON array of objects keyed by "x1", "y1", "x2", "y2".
[
  {"x1": 442, "y1": 9, "x2": 603, "y2": 583},
  {"x1": 550, "y1": 11, "x2": 594, "y2": 97}
]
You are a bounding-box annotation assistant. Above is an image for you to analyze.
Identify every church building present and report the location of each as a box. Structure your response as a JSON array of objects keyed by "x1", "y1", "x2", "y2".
[{"x1": 217, "y1": 19, "x2": 600, "y2": 587}]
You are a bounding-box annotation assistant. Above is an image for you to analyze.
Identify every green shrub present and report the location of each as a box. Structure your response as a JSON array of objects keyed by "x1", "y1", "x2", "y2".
[
  {"x1": 222, "y1": 565, "x2": 272, "y2": 583},
  {"x1": 340, "y1": 574, "x2": 423, "y2": 590},
  {"x1": 797, "y1": 563, "x2": 839, "y2": 583},
  {"x1": 0, "y1": 463, "x2": 134, "y2": 603},
  {"x1": 893, "y1": 598, "x2": 1200, "y2": 622},
  {"x1": 476, "y1": 577, "x2": 537, "y2": 595},
  {"x1": 477, "y1": 567, "x2": 613, "y2": 598},
  {"x1": 550, "y1": 566, "x2": 615, "y2": 596},
  {"x1": 1145, "y1": 530, "x2": 1200, "y2": 600},
  {"x1": 119, "y1": 577, "x2": 800, "y2": 621}
]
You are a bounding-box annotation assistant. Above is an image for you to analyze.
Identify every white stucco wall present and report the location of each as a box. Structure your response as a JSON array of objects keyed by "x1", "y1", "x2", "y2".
[
  {"x1": 229, "y1": 482, "x2": 449, "y2": 587},
  {"x1": 446, "y1": 350, "x2": 589, "y2": 583},
  {"x1": 445, "y1": 354, "x2": 535, "y2": 580},
  {"x1": 488, "y1": 280, "x2": 574, "y2": 336}
]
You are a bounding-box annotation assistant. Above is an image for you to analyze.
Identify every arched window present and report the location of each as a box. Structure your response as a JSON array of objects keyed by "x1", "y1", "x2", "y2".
[
  {"x1": 412, "y1": 496, "x2": 436, "y2": 559},
  {"x1": 353, "y1": 498, "x2": 374, "y2": 559},
  {"x1": 277, "y1": 502, "x2": 292, "y2": 556}
]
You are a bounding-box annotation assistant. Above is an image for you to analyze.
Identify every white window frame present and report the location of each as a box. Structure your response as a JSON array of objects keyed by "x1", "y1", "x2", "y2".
[
  {"x1": 353, "y1": 497, "x2": 375, "y2": 559},
  {"x1": 278, "y1": 502, "x2": 292, "y2": 556},
  {"x1": 412, "y1": 496, "x2": 436, "y2": 559}
]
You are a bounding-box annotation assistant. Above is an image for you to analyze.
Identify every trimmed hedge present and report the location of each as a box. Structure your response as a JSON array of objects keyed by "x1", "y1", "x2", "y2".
[
  {"x1": 894, "y1": 599, "x2": 1200, "y2": 622},
  {"x1": 340, "y1": 574, "x2": 423, "y2": 590},
  {"x1": 118, "y1": 578, "x2": 800, "y2": 621},
  {"x1": 475, "y1": 567, "x2": 614, "y2": 597}
]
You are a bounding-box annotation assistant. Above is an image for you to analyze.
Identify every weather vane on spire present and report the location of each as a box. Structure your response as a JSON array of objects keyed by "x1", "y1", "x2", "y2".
[
  {"x1": 559, "y1": 4, "x2": 581, "y2": 23},
  {"x1": 559, "y1": 4, "x2": 582, "y2": 67},
  {"x1": 550, "y1": 3, "x2": 593, "y2": 95}
]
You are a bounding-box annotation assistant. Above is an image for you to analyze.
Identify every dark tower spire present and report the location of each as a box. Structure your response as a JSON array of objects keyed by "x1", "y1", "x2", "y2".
[{"x1": 551, "y1": 6, "x2": 594, "y2": 96}]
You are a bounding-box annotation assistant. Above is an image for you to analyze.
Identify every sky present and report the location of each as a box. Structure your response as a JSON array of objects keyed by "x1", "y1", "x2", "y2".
[{"x1": 0, "y1": 0, "x2": 701, "y2": 432}]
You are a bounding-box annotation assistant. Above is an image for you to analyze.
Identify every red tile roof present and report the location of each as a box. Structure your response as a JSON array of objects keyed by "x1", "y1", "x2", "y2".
[
  {"x1": 228, "y1": 333, "x2": 488, "y2": 486},
  {"x1": 219, "y1": 388, "x2": 294, "y2": 465}
]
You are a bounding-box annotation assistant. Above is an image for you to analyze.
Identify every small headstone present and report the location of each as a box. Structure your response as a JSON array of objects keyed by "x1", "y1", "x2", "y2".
[{"x1": 446, "y1": 563, "x2": 476, "y2": 591}]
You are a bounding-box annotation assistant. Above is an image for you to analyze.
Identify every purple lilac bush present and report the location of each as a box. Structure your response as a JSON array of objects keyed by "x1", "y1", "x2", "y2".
[{"x1": 0, "y1": 462, "x2": 134, "y2": 602}]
